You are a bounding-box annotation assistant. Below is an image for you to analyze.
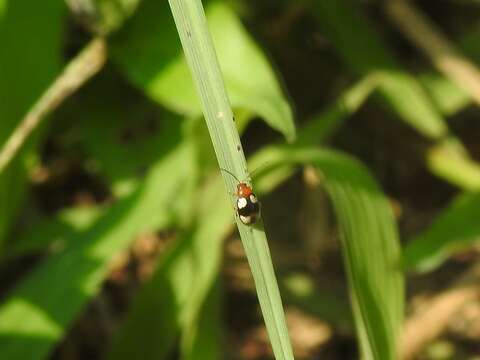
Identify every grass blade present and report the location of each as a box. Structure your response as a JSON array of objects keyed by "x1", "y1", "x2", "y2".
[
  {"x1": 427, "y1": 138, "x2": 480, "y2": 191},
  {"x1": 403, "y1": 192, "x2": 480, "y2": 273},
  {"x1": 252, "y1": 146, "x2": 404, "y2": 359},
  {"x1": 167, "y1": 0, "x2": 294, "y2": 358}
]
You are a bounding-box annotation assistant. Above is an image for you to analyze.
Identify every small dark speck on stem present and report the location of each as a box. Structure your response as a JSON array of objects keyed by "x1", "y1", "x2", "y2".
[{"x1": 186, "y1": 29, "x2": 191, "y2": 37}]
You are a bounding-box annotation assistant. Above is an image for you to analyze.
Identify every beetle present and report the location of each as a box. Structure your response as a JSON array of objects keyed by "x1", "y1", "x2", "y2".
[{"x1": 221, "y1": 169, "x2": 260, "y2": 225}]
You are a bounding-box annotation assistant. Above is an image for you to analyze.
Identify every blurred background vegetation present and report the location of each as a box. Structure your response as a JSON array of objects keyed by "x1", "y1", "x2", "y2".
[{"x1": 1, "y1": 0, "x2": 480, "y2": 359}]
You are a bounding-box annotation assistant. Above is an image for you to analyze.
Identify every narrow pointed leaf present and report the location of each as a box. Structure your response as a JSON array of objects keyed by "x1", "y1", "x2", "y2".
[
  {"x1": 252, "y1": 146, "x2": 404, "y2": 359},
  {"x1": 403, "y1": 192, "x2": 480, "y2": 273}
]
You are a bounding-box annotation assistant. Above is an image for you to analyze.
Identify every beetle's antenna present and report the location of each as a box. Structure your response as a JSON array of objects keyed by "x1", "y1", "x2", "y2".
[{"x1": 220, "y1": 168, "x2": 241, "y2": 183}]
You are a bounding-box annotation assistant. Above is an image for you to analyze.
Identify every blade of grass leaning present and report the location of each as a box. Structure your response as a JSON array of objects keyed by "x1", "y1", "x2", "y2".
[
  {"x1": 167, "y1": 0, "x2": 294, "y2": 358},
  {"x1": 251, "y1": 146, "x2": 404, "y2": 359},
  {"x1": 403, "y1": 192, "x2": 480, "y2": 273},
  {"x1": 0, "y1": 131, "x2": 195, "y2": 360}
]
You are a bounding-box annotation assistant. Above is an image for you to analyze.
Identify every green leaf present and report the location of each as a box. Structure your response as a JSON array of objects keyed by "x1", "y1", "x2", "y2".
[
  {"x1": 0, "y1": 126, "x2": 195, "y2": 360},
  {"x1": 0, "y1": 0, "x2": 6, "y2": 18},
  {"x1": 427, "y1": 138, "x2": 480, "y2": 191},
  {"x1": 312, "y1": 0, "x2": 448, "y2": 139},
  {"x1": 106, "y1": 176, "x2": 231, "y2": 360},
  {"x1": 252, "y1": 146, "x2": 404, "y2": 359},
  {"x1": 419, "y1": 72, "x2": 470, "y2": 116},
  {"x1": 111, "y1": 1, "x2": 295, "y2": 141},
  {"x1": 0, "y1": 0, "x2": 64, "y2": 248},
  {"x1": 403, "y1": 192, "x2": 480, "y2": 273}
]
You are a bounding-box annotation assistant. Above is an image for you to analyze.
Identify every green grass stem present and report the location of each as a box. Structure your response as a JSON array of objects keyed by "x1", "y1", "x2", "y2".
[{"x1": 167, "y1": 1, "x2": 294, "y2": 359}]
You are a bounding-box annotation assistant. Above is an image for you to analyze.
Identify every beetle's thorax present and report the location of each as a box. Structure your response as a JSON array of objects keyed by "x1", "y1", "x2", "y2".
[{"x1": 237, "y1": 183, "x2": 253, "y2": 197}]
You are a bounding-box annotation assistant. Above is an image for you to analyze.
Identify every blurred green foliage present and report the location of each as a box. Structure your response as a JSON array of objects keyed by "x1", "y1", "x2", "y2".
[{"x1": 1, "y1": 0, "x2": 480, "y2": 359}]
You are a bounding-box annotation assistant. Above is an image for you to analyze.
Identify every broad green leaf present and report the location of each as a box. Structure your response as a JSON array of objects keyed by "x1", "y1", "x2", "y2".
[
  {"x1": 0, "y1": 127, "x2": 195, "y2": 360},
  {"x1": 403, "y1": 192, "x2": 480, "y2": 273},
  {"x1": 312, "y1": 0, "x2": 447, "y2": 139},
  {"x1": 111, "y1": 1, "x2": 295, "y2": 141},
  {"x1": 0, "y1": 0, "x2": 64, "y2": 249},
  {"x1": 252, "y1": 146, "x2": 404, "y2": 359},
  {"x1": 106, "y1": 176, "x2": 231, "y2": 360}
]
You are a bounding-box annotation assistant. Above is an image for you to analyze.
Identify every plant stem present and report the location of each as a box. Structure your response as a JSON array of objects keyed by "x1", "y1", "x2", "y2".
[{"x1": 167, "y1": 1, "x2": 294, "y2": 358}]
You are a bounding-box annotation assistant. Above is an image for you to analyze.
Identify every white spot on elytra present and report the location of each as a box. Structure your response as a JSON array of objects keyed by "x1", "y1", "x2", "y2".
[
  {"x1": 240, "y1": 215, "x2": 252, "y2": 224},
  {"x1": 216, "y1": 111, "x2": 224, "y2": 119},
  {"x1": 237, "y1": 197, "x2": 247, "y2": 209},
  {"x1": 250, "y1": 194, "x2": 258, "y2": 203}
]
